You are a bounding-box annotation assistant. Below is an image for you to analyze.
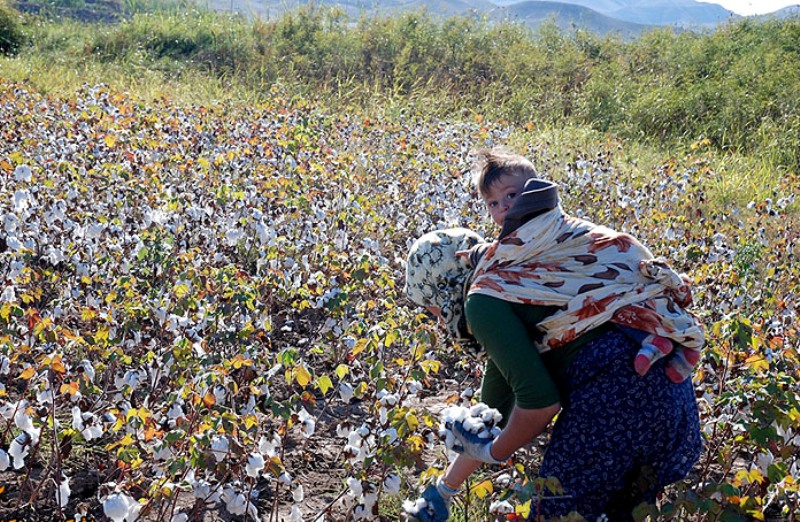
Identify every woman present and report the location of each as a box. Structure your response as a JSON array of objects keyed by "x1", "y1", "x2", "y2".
[{"x1": 403, "y1": 200, "x2": 703, "y2": 520}]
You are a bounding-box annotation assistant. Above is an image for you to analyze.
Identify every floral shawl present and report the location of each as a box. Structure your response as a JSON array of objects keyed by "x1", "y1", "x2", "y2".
[{"x1": 468, "y1": 206, "x2": 705, "y2": 353}]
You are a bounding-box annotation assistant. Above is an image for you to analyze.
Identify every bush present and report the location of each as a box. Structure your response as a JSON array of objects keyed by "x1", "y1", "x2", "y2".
[{"x1": 0, "y1": 0, "x2": 24, "y2": 55}]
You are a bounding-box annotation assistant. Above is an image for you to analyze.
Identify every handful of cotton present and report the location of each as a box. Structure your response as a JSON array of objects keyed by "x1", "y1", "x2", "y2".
[{"x1": 438, "y1": 402, "x2": 502, "y2": 454}]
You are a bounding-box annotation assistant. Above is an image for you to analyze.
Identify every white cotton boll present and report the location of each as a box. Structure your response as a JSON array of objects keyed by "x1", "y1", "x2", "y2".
[
  {"x1": 56, "y1": 473, "x2": 70, "y2": 508},
  {"x1": 72, "y1": 406, "x2": 84, "y2": 431},
  {"x1": 402, "y1": 498, "x2": 429, "y2": 517},
  {"x1": 5, "y1": 236, "x2": 21, "y2": 252},
  {"x1": 353, "y1": 504, "x2": 371, "y2": 520},
  {"x1": 246, "y1": 453, "x2": 265, "y2": 478},
  {"x1": 166, "y1": 403, "x2": 184, "y2": 421},
  {"x1": 81, "y1": 413, "x2": 103, "y2": 441},
  {"x1": 13, "y1": 189, "x2": 30, "y2": 212},
  {"x1": 289, "y1": 504, "x2": 303, "y2": 521},
  {"x1": 0, "y1": 448, "x2": 9, "y2": 471},
  {"x1": 378, "y1": 392, "x2": 398, "y2": 407},
  {"x1": 380, "y1": 427, "x2": 398, "y2": 445},
  {"x1": 443, "y1": 405, "x2": 469, "y2": 424},
  {"x1": 37, "y1": 388, "x2": 55, "y2": 405},
  {"x1": 211, "y1": 436, "x2": 229, "y2": 462},
  {"x1": 383, "y1": 474, "x2": 401, "y2": 495},
  {"x1": 343, "y1": 444, "x2": 360, "y2": 461},
  {"x1": 339, "y1": 382, "x2": 354, "y2": 402},
  {"x1": 479, "y1": 408, "x2": 502, "y2": 426},
  {"x1": 14, "y1": 402, "x2": 34, "y2": 431},
  {"x1": 462, "y1": 417, "x2": 484, "y2": 434},
  {"x1": 489, "y1": 500, "x2": 514, "y2": 514},
  {"x1": 170, "y1": 513, "x2": 188, "y2": 522},
  {"x1": 103, "y1": 492, "x2": 140, "y2": 522},
  {"x1": 755, "y1": 451, "x2": 774, "y2": 475},
  {"x1": 298, "y1": 408, "x2": 316, "y2": 438},
  {"x1": 346, "y1": 477, "x2": 363, "y2": 497},
  {"x1": 79, "y1": 359, "x2": 95, "y2": 382},
  {"x1": 258, "y1": 434, "x2": 281, "y2": 457},
  {"x1": 225, "y1": 492, "x2": 249, "y2": 516},
  {"x1": 292, "y1": 484, "x2": 304, "y2": 502},
  {"x1": 406, "y1": 380, "x2": 423, "y2": 395},
  {"x1": 336, "y1": 422, "x2": 352, "y2": 438},
  {"x1": 153, "y1": 444, "x2": 173, "y2": 461},
  {"x1": 14, "y1": 165, "x2": 32, "y2": 182},
  {"x1": 191, "y1": 480, "x2": 220, "y2": 503},
  {"x1": 9, "y1": 432, "x2": 29, "y2": 469},
  {"x1": 279, "y1": 471, "x2": 293, "y2": 484},
  {"x1": 496, "y1": 473, "x2": 513, "y2": 487}
]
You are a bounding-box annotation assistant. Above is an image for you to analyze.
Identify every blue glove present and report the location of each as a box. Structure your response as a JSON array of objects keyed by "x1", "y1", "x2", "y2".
[
  {"x1": 405, "y1": 480, "x2": 455, "y2": 522},
  {"x1": 450, "y1": 420, "x2": 503, "y2": 464}
]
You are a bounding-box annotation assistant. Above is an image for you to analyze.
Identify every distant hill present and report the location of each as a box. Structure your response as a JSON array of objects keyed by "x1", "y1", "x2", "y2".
[
  {"x1": 493, "y1": 0, "x2": 735, "y2": 27},
  {"x1": 493, "y1": 1, "x2": 655, "y2": 37},
  {"x1": 605, "y1": 0, "x2": 736, "y2": 27},
  {"x1": 761, "y1": 4, "x2": 800, "y2": 19}
]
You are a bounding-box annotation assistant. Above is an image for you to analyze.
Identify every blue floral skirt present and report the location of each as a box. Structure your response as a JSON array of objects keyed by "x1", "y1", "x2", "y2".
[{"x1": 531, "y1": 329, "x2": 702, "y2": 521}]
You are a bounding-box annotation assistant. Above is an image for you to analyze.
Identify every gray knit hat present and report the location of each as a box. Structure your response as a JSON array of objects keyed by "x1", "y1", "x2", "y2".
[{"x1": 405, "y1": 228, "x2": 484, "y2": 340}]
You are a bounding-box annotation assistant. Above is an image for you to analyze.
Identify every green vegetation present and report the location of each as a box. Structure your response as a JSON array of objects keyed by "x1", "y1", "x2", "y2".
[
  {"x1": 3, "y1": 5, "x2": 799, "y2": 174},
  {"x1": 0, "y1": 0, "x2": 24, "y2": 54}
]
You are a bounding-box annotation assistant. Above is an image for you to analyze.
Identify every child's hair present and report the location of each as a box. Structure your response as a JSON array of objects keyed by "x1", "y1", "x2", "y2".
[{"x1": 473, "y1": 148, "x2": 538, "y2": 197}]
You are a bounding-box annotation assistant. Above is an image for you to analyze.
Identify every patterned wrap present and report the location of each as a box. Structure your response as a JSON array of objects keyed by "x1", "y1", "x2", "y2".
[
  {"x1": 469, "y1": 206, "x2": 705, "y2": 354},
  {"x1": 404, "y1": 228, "x2": 484, "y2": 341}
]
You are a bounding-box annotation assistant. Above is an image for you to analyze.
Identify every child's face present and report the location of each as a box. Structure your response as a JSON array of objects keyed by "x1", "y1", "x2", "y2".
[{"x1": 483, "y1": 174, "x2": 527, "y2": 226}]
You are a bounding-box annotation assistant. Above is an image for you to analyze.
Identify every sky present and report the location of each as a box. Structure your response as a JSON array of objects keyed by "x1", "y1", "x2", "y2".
[{"x1": 698, "y1": 0, "x2": 800, "y2": 15}]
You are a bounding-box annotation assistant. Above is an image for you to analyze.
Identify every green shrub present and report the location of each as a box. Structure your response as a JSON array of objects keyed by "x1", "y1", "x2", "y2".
[
  {"x1": 7, "y1": 5, "x2": 800, "y2": 171},
  {"x1": 0, "y1": 0, "x2": 24, "y2": 55}
]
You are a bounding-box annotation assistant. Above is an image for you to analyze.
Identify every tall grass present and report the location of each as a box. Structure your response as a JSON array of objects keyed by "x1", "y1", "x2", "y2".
[{"x1": 2, "y1": 3, "x2": 799, "y2": 174}]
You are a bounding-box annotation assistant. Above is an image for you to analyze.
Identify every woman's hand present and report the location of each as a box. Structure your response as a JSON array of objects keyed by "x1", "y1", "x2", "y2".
[
  {"x1": 404, "y1": 480, "x2": 457, "y2": 522},
  {"x1": 449, "y1": 420, "x2": 503, "y2": 464}
]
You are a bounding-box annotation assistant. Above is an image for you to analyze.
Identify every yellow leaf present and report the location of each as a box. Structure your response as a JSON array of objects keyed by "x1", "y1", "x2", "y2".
[
  {"x1": 202, "y1": 392, "x2": 216, "y2": 408},
  {"x1": 104, "y1": 134, "x2": 117, "y2": 148},
  {"x1": 174, "y1": 283, "x2": 189, "y2": 299},
  {"x1": 745, "y1": 354, "x2": 769, "y2": 373},
  {"x1": 60, "y1": 381, "x2": 80, "y2": 396},
  {"x1": 294, "y1": 365, "x2": 311, "y2": 388},
  {"x1": 749, "y1": 468, "x2": 765, "y2": 484},
  {"x1": 470, "y1": 479, "x2": 493, "y2": 499},
  {"x1": 405, "y1": 412, "x2": 419, "y2": 432},
  {"x1": 407, "y1": 435, "x2": 425, "y2": 452},
  {"x1": 334, "y1": 364, "x2": 349, "y2": 380},
  {"x1": 420, "y1": 360, "x2": 441, "y2": 374},
  {"x1": 352, "y1": 338, "x2": 368, "y2": 357},
  {"x1": 317, "y1": 375, "x2": 333, "y2": 394},
  {"x1": 244, "y1": 415, "x2": 258, "y2": 429},
  {"x1": 516, "y1": 500, "x2": 531, "y2": 518},
  {"x1": 19, "y1": 367, "x2": 35, "y2": 380}
]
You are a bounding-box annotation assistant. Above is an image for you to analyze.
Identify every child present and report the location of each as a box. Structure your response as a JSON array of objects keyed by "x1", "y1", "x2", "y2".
[{"x1": 467, "y1": 147, "x2": 697, "y2": 382}]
